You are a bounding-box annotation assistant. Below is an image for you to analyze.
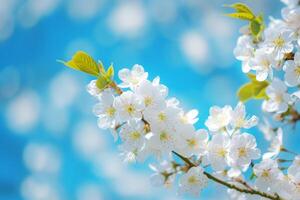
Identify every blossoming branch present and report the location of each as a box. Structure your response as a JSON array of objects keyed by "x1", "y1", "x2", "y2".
[{"x1": 59, "y1": 1, "x2": 300, "y2": 199}]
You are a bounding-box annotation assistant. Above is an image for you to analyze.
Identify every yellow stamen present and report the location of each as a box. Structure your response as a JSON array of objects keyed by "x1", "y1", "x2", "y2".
[
  {"x1": 158, "y1": 112, "x2": 166, "y2": 121},
  {"x1": 106, "y1": 107, "x2": 116, "y2": 117},
  {"x1": 294, "y1": 67, "x2": 300, "y2": 76},
  {"x1": 187, "y1": 139, "x2": 197, "y2": 147},
  {"x1": 160, "y1": 131, "x2": 169, "y2": 141},
  {"x1": 238, "y1": 147, "x2": 247, "y2": 157},
  {"x1": 273, "y1": 37, "x2": 285, "y2": 47},
  {"x1": 130, "y1": 131, "x2": 141, "y2": 140},
  {"x1": 217, "y1": 148, "x2": 227, "y2": 157},
  {"x1": 144, "y1": 96, "x2": 153, "y2": 106},
  {"x1": 188, "y1": 176, "x2": 198, "y2": 184},
  {"x1": 126, "y1": 104, "x2": 135, "y2": 114}
]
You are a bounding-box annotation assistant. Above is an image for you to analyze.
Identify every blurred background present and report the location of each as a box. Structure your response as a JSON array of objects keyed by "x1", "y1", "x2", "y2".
[{"x1": 0, "y1": 0, "x2": 297, "y2": 200}]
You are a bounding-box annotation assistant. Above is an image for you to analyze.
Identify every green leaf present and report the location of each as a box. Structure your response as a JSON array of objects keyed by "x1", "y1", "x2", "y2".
[
  {"x1": 98, "y1": 60, "x2": 106, "y2": 75},
  {"x1": 225, "y1": 12, "x2": 254, "y2": 21},
  {"x1": 237, "y1": 74, "x2": 269, "y2": 102},
  {"x1": 96, "y1": 76, "x2": 110, "y2": 90},
  {"x1": 254, "y1": 87, "x2": 268, "y2": 99},
  {"x1": 57, "y1": 60, "x2": 80, "y2": 70},
  {"x1": 246, "y1": 73, "x2": 257, "y2": 82},
  {"x1": 237, "y1": 83, "x2": 254, "y2": 102},
  {"x1": 106, "y1": 64, "x2": 114, "y2": 80},
  {"x1": 60, "y1": 51, "x2": 99, "y2": 76},
  {"x1": 250, "y1": 19, "x2": 261, "y2": 36},
  {"x1": 224, "y1": 3, "x2": 254, "y2": 16}
]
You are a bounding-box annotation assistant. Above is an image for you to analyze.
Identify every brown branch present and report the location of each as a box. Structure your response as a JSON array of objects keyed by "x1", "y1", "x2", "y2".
[
  {"x1": 172, "y1": 151, "x2": 283, "y2": 200},
  {"x1": 284, "y1": 52, "x2": 294, "y2": 61},
  {"x1": 110, "y1": 81, "x2": 123, "y2": 95}
]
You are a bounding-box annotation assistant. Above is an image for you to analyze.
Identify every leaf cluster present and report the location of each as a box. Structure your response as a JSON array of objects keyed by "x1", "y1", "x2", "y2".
[{"x1": 58, "y1": 51, "x2": 114, "y2": 91}]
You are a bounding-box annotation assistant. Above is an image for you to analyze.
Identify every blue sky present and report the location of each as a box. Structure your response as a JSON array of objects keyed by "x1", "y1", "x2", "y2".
[{"x1": 1, "y1": 0, "x2": 298, "y2": 200}]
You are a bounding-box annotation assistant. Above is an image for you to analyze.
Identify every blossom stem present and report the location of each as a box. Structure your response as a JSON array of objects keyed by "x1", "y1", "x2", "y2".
[
  {"x1": 277, "y1": 159, "x2": 293, "y2": 163},
  {"x1": 110, "y1": 81, "x2": 123, "y2": 95},
  {"x1": 172, "y1": 151, "x2": 283, "y2": 200},
  {"x1": 281, "y1": 147, "x2": 298, "y2": 156}
]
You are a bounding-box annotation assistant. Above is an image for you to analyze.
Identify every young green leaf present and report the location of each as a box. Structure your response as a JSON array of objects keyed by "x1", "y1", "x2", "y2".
[
  {"x1": 253, "y1": 86, "x2": 268, "y2": 99},
  {"x1": 226, "y1": 12, "x2": 254, "y2": 21},
  {"x1": 60, "y1": 51, "x2": 99, "y2": 77},
  {"x1": 224, "y1": 3, "x2": 254, "y2": 16},
  {"x1": 98, "y1": 60, "x2": 106, "y2": 75},
  {"x1": 96, "y1": 76, "x2": 110, "y2": 90},
  {"x1": 246, "y1": 73, "x2": 257, "y2": 81},
  {"x1": 57, "y1": 59, "x2": 80, "y2": 71},
  {"x1": 106, "y1": 64, "x2": 114, "y2": 80},
  {"x1": 237, "y1": 83, "x2": 254, "y2": 102},
  {"x1": 237, "y1": 73, "x2": 269, "y2": 102},
  {"x1": 250, "y1": 19, "x2": 261, "y2": 36}
]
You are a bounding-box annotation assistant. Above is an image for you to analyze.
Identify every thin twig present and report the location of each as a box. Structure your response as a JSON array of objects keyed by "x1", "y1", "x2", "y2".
[{"x1": 172, "y1": 151, "x2": 283, "y2": 200}]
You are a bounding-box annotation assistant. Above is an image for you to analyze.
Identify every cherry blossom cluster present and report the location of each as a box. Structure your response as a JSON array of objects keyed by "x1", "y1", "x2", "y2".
[
  {"x1": 234, "y1": 0, "x2": 300, "y2": 118},
  {"x1": 65, "y1": 1, "x2": 300, "y2": 199},
  {"x1": 85, "y1": 63, "x2": 300, "y2": 199}
]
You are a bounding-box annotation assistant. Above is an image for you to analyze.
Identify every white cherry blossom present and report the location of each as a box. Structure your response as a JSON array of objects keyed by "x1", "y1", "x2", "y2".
[
  {"x1": 288, "y1": 155, "x2": 300, "y2": 180},
  {"x1": 249, "y1": 48, "x2": 277, "y2": 81},
  {"x1": 229, "y1": 133, "x2": 261, "y2": 171},
  {"x1": 263, "y1": 27, "x2": 294, "y2": 60},
  {"x1": 118, "y1": 64, "x2": 148, "y2": 89},
  {"x1": 262, "y1": 78, "x2": 291, "y2": 113},
  {"x1": 119, "y1": 119, "x2": 146, "y2": 150},
  {"x1": 93, "y1": 89, "x2": 116, "y2": 129},
  {"x1": 87, "y1": 80, "x2": 101, "y2": 97},
  {"x1": 178, "y1": 167, "x2": 208, "y2": 197},
  {"x1": 207, "y1": 134, "x2": 231, "y2": 171},
  {"x1": 149, "y1": 126, "x2": 180, "y2": 157},
  {"x1": 179, "y1": 128, "x2": 209, "y2": 157},
  {"x1": 253, "y1": 159, "x2": 283, "y2": 192},
  {"x1": 144, "y1": 105, "x2": 181, "y2": 130},
  {"x1": 179, "y1": 109, "x2": 199, "y2": 125},
  {"x1": 134, "y1": 79, "x2": 166, "y2": 112},
  {"x1": 114, "y1": 91, "x2": 145, "y2": 121},
  {"x1": 284, "y1": 52, "x2": 300, "y2": 87},
  {"x1": 282, "y1": 6, "x2": 300, "y2": 42},
  {"x1": 263, "y1": 128, "x2": 283, "y2": 159},
  {"x1": 230, "y1": 102, "x2": 258, "y2": 129},
  {"x1": 205, "y1": 105, "x2": 232, "y2": 132},
  {"x1": 287, "y1": 162, "x2": 300, "y2": 199},
  {"x1": 234, "y1": 35, "x2": 255, "y2": 73}
]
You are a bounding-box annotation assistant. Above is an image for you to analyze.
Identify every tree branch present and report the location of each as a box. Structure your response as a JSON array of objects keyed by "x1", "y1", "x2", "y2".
[{"x1": 172, "y1": 151, "x2": 283, "y2": 200}]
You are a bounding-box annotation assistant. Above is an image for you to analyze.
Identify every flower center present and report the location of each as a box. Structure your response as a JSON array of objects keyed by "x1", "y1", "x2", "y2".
[
  {"x1": 160, "y1": 131, "x2": 170, "y2": 141},
  {"x1": 188, "y1": 176, "x2": 199, "y2": 185},
  {"x1": 261, "y1": 170, "x2": 270, "y2": 178},
  {"x1": 106, "y1": 107, "x2": 116, "y2": 117},
  {"x1": 129, "y1": 76, "x2": 140, "y2": 85},
  {"x1": 294, "y1": 66, "x2": 300, "y2": 76},
  {"x1": 273, "y1": 37, "x2": 285, "y2": 48},
  {"x1": 238, "y1": 147, "x2": 247, "y2": 157},
  {"x1": 130, "y1": 131, "x2": 141, "y2": 140},
  {"x1": 187, "y1": 139, "x2": 197, "y2": 148},
  {"x1": 158, "y1": 112, "x2": 167, "y2": 121},
  {"x1": 144, "y1": 96, "x2": 153, "y2": 106},
  {"x1": 126, "y1": 104, "x2": 136, "y2": 114},
  {"x1": 217, "y1": 148, "x2": 227, "y2": 157}
]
